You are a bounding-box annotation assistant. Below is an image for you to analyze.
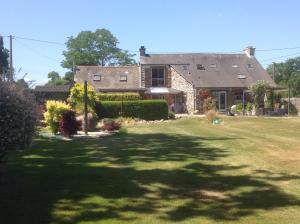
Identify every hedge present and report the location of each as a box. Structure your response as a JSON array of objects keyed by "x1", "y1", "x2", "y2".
[
  {"x1": 95, "y1": 100, "x2": 168, "y2": 121},
  {"x1": 96, "y1": 92, "x2": 142, "y2": 101}
]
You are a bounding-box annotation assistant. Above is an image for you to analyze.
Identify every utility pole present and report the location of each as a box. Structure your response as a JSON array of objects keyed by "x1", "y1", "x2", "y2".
[
  {"x1": 272, "y1": 62, "x2": 276, "y2": 81},
  {"x1": 84, "y1": 80, "x2": 88, "y2": 135},
  {"x1": 9, "y1": 35, "x2": 13, "y2": 81}
]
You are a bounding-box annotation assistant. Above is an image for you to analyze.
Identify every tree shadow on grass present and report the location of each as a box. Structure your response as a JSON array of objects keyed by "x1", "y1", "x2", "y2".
[{"x1": 0, "y1": 133, "x2": 300, "y2": 223}]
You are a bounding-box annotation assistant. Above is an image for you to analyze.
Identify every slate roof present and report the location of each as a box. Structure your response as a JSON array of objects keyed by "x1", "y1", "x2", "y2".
[
  {"x1": 141, "y1": 53, "x2": 277, "y2": 88},
  {"x1": 75, "y1": 65, "x2": 140, "y2": 91},
  {"x1": 34, "y1": 85, "x2": 70, "y2": 92}
]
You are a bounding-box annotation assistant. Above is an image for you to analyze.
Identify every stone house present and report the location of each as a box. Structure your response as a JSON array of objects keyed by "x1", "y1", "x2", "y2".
[{"x1": 74, "y1": 46, "x2": 277, "y2": 113}]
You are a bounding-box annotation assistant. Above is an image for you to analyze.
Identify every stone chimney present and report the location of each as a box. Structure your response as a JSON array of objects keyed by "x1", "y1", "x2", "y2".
[
  {"x1": 139, "y1": 46, "x2": 146, "y2": 56},
  {"x1": 244, "y1": 46, "x2": 256, "y2": 57}
]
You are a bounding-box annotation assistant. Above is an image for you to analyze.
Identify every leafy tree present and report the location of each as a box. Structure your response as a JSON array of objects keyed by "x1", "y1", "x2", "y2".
[
  {"x1": 0, "y1": 36, "x2": 9, "y2": 80},
  {"x1": 267, "y1": 57, "x2": 300, "y2": 96},
  {"x1": 63, "y1": 71, "x2": 74, "y2": 83},
  {"x1": 47, "y1": 71, "x2": 67, "y2": 86},
  {"x1": 61, "y1": 29, "x2": 136, "y2": 69},
  {"x1": 249, "y1": 80, "x2": 271, "y2": 108}
]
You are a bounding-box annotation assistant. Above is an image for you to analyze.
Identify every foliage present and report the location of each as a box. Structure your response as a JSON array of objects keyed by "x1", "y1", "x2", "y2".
[
  {"x1": 59, "y1": 110, "x2": 81, "y2": 137},
  {"x1": 0, "y1": 36, "x2": 9, "y2": 80},
  {"x1": 203, "y1": 97, "x2": 216, "y2": 112},
  {"x1": 0, "y1": 81, "x2": 37, "y2": 158},
  {"x1": 77, "y1": 112, "x2": 98, "y2": 131},
  {"x1": 96, "y1": 92, "x2": 142, "y2": 101},
  {"x1": 95, "y1": 100, "x2": 169, "y2": 121},
  {"x1": 267, "y1": 57, "x2": 300, "y2": 96},
  {"x1": 100, "y1": 118, "x2": 121, "y2": 131},
  {"x1": 117, "y1": 127, "x2": 128, "y2": 135},
  {"x1": 246, "y1": 102, "x2": 253, "y2": 112},
  {"x1": 44, "y1": 100, "x2": 71, "y2": 134},
  {"x1": 68, "y1": 83, "x2": 97, "y2": 113},
  {"x1": 249, "y1": 80, "x2": 271, "y2": 108},
  {"x1": 236, "y1": 103, "x2": 243, "y2": 113},
  {"x1": 168, "y1": 111, "x2": 176, "y2": 120},
  {"x1": 205, "y1": 109, "x2": 219, "y2": 123},
  {"x1": 61, "y1": 29, "x2": 136, "y2": 69},
  {"x1": 47, "y1": 71, "x2": 68, "y2": 86}
]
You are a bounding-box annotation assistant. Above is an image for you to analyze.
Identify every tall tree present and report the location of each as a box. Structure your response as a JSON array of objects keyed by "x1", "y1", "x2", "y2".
[
  {"x1": 267, "y1": 57, "x2": 300, "y2": 96},
  {"x1": 0, "y1": 35, "x2": 9, "y2": 80},
  {"x1": 61, "y1": 29, "x2": 136, "y2": 69},
  {"x1": 47, "y1": 71, "x2": 67, "y2": 86}
]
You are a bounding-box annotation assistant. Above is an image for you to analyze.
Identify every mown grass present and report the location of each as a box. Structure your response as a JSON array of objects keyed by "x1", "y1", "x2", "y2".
[{"x1": 1, "y1": 117, "x2": 300, "y2": 223}]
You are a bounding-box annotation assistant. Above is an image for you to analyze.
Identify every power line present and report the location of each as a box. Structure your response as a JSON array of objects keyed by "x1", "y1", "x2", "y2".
[
  {"x1": 260, "y1": 52, "x2": 300, "y2": 62},
  {"x1": 257, "y1": 46, "x2": 300, "y2": 52},
  {"x1": 14, "y1": 38, "x2": 61, "y2": 63},
  {"x1": 14, "y1": 36, "x2": 65, "y2": 46}
]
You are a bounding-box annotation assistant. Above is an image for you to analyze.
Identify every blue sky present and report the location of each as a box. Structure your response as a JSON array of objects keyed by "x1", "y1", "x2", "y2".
[{"x1": 1, "y1": 0, "x2": 300, "y2": 85}]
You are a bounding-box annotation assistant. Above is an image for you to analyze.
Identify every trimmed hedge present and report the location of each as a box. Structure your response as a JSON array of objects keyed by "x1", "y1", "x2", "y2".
[
  {"x1": 96, "y1": 92, "x2": 142, "y2": 101},
  {"x1": 95, "y1": 100, "x2": 168, "y2": 121}
]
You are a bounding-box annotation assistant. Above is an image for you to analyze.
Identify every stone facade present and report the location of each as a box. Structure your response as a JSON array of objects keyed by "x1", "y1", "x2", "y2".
[{"x1": 171, "y1": 67, "x2": 195, "y2": 113}]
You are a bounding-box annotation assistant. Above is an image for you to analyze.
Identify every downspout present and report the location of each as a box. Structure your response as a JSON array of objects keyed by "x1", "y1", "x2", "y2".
[{"x1": 193, "y1": 84, "x2": 196, "y2": 113}]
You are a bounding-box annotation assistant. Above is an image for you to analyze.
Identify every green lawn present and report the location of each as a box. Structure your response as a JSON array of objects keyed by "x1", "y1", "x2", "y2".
[{"x1": 1, "y1": 117, "x2": 300, "y2": 224}]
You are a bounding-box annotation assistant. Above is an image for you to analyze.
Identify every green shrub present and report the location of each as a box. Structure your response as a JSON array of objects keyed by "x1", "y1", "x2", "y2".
[
  {"x1": 96, "y1": 92, "x2": 142, "y2": 101},
  {"x1": 236, "y1": 103, "x2": 243, "y2": 113},
  {"x1": 0, "y1": 81, "x2": 37, "y2": 157},
  {"x1": 95, "y1": 100, "x2": 168, "y2": 121},
  {"x1": 44, "y1": 100, "x2": 71, "y2": 134},
  {"x1": 246, "y1": 102, "x2": 253, "y2": 112}
]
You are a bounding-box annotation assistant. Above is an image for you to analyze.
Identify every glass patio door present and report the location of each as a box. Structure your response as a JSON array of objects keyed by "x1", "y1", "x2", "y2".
[{"x1": 219, "y1": 91, "x2": 227, "y2": 111}]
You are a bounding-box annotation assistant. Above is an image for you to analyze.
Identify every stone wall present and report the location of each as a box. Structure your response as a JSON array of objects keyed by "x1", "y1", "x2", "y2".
[{"x1": 171, "y1": 67, "x2": 194, "y2": 113}]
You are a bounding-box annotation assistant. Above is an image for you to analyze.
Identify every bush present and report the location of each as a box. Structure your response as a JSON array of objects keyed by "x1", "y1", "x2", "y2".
[
  {"x1": 68, "y1": 83, "x2": 97, "y2": 113},
  {"x1": 96, "y1": 92, "x2": 142, "y2": 101},
  {"x1": 0, "y1": 81, "x2": 37, "y2": 157},
  {"x1": 77, "y1": 112, "x2": 98, "y2": 131},
  {"x1": 168, "y1": 111, "x2": 176, "y2": 120},
  {"x1": 100, "y1": 118, "x2": 121, "y2": 131},
  {"x1": 246, "y1": 102, "x2": 253, "y2": 112},
  {"x1": 44, "y1": 100, "x2": 71, "y2": 134},
  {"x1": 205, "y1": 110, "x2": 219, "y2": 123},
  {"x1": 95, "y1": 100, "x2": 168, "y2": 121},
  {"x1": 236, "y1": 103, "x2": 243, "y2": 114},
  {"x1": 203, "y1": 97, "x2": 216, "y2": 112},
  {"x1": 59, "y1": 110, "x2": 81, "y2": 137}
]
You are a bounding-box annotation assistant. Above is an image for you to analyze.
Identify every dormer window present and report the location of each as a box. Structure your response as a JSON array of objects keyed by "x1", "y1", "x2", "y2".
[
  {"x1": 182, "y1": 65, "x2": 189, "y2": 70},
  {"x1": 237, "y1": 74, "x2": 246, "y2": 79},
  {"x1": 247, "y1": 63, "x2": 254, "y2": 69},
  {"x1": 93, "y1": 74, "x2": 101, "y2": 81},
  {"x1": 232, "y1": 64, "x2": 239, "y2": 68},
  {"x1": 120, "y1": 74, "x2": 127, "y2": 82},
  {"x1": 197, "y1": 64, "x2": 205, "y2": 70}
]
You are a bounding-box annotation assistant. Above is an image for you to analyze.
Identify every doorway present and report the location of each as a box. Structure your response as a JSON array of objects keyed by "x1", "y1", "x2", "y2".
[{"x1": 212, "y1": 91, "x2": 227, "y2": 111}]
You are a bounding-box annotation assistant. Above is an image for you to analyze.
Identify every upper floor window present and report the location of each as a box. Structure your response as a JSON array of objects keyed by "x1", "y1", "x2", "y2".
[
  {"x1": 232, "y1": 64, "x2": 239, "y2": 68},
  {"x1": 152, "y1": 68, "x2": 164, "y2": 87},
  {"x1": 210, "y1": 64, "x2": 217, "y2": 68},
  {"x1": 120, "y1": 74, "x2": 127, "y2": 82},
  {"x1": 197, "y1": 64, "x2": 205, "y2": 70},
  {"x1": 93, "y1": 74, "x2": 101, "y2": 81},
  {"x1": 247, "y1": 63, "x2": 254, "y2": 69}
]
